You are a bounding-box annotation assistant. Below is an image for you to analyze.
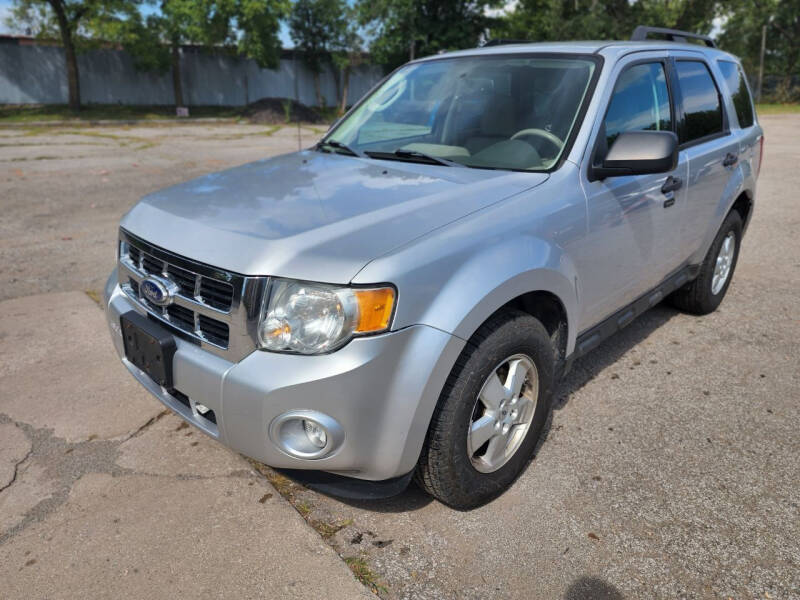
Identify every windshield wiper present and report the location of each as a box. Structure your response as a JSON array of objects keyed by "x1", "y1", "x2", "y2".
[
  {"x1": 363, "y1": 149, "x2": 465, "y2": 167},
  {"x1": 315, "y1": 139, "x2": 366, "y2": 158},
  {"x1": 391, "y1": 149, "x2": 465, "y2": 167}
]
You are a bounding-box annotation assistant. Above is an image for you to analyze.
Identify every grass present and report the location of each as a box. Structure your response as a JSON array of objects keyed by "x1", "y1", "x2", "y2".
[
  {"x1": 0, "y1": 104, "x2": 245, "y2": 124},
  {"x1": 247, "y1": 459, "x2": 298, "y2": 499},
  {"x1": 309, "y1": 518, "x2": 352, "y2": 540},
  {"x1": 4, "y1": 101, "x2": 796, "y2": 125},
  {"x1": 344, "y1": 556, "x2": 388, "y2": 595},
  {"x1": 84, "y1": 289, "x2": 101, "y2": 306},
  {"x1": 245, "y1": 458, "x2": 389, "y2": 596},
  {"x1": 756, "y1": 103, "x2": 800, "y2": 115}
]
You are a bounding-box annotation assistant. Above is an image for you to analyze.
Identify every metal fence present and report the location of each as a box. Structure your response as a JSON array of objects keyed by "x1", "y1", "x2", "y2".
[
  {"x1": 0, "y1": 39, "x2": 384, "y2": 107},
  {"x1": 754, "y1": 74, "x2": 800, "y2": 103}
]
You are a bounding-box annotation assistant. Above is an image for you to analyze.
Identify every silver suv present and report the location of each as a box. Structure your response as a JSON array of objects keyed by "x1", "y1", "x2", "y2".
[{"x1": 104, "y1": 28, "x2": 763, "y2": 509}]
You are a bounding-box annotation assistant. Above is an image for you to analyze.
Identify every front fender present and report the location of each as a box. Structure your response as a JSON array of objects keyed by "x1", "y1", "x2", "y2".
[
  {"x1": 357, "y1": 233, "x2": 580, "y2": 357},
  {"x1": 427, "y1": 237, "x2": 578, "y2": 355}
]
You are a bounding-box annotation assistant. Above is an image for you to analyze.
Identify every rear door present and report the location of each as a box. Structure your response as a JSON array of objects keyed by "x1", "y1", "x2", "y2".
[
  {"x1": 577, "y1": 53, "x2": 687, "y2": 330},
  {"x1": 669, "y1": 53, "x2": 740, "y2": 265},
  {"x1": 716, "y1": 58, "x2": 763, "y2": 213}
]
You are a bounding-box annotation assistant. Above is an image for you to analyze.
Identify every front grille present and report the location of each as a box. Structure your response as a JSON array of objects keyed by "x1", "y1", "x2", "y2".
[
  {"x1": 128, "y1": 245, "x2": 141, "y2": 266},
  {"x1": 128, "y1": 248, "x2": 234, "y2": 314},
  {"x1": 118, "y1": 229, "x2": 266, "y2": 361},
  {"x1": 200, "y1": 277, "x2": 234, "y2": 311},
  {"x1": 198, "y1": 314, "x2": 229, "y2": 346},
  {"x1": 166, "y1": 304, "x2": 195, "y2": 331},
  {"x1": 167, "y1": 264, "x2": 196, "y2": 296},
  {"x1": 141, "y1": 252, "x2": 163, "y2": 276}
]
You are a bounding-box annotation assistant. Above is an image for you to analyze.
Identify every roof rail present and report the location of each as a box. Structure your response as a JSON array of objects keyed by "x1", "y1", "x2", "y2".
[
  {"x1": 481, "y1": 39, "x2": 531, "y2": 47},
  {"x1": 631, "y1": 26, "x2": 716, "y2": 48}
]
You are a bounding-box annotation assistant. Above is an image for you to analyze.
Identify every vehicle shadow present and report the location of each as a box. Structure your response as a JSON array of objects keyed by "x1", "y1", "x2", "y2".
[
  {"x1": 534, "y1": 303, "x2": 678, "y2": 455},
  {"x1": 555, "y1": 303, "x2": 679, "y2": 409},
  {"x1": 563, "y1": 576, "x2": 625, "y2": 600},
  {"x1": 288, "y1": 304, "x2": 680, "y2": 513}
]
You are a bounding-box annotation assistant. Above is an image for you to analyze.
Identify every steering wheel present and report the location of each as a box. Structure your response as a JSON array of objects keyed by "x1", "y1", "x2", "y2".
[{"x1": 510, "y1": 128, "x2": 564, "y2": 153}]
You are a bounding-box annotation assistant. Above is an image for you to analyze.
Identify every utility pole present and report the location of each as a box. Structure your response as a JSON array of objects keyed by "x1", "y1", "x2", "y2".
[{"x1": 757, "y1": 24, "x2": 766, "y2": 102}]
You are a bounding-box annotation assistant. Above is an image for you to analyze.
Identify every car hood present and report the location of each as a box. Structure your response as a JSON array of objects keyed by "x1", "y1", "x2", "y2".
[{"x1": 121, "y1": 150, "x2": 549, "y2": 282}]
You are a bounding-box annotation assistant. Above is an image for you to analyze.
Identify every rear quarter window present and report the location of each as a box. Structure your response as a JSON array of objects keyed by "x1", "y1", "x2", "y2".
[
  {"x1": 717, "y1": 60, "x2": 755, "y2": 128},
  {"x1": 675, "y1": 61, "x2": 724, "y2": 144}
]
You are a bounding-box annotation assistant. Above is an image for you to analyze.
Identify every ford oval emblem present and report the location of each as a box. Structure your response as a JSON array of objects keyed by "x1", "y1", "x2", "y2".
[{"x1": 141, "y1": 276, "x2": 175, "y2": 306}]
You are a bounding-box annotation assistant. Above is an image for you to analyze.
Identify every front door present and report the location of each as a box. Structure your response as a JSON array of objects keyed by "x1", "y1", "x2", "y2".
[{"x1": 577, "y1": 55, "x2": 687, "y2": 331}]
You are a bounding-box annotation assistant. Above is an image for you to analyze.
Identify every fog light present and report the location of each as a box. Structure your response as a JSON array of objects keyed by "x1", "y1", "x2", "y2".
[
  {"x1": 269, "y1": 411, "x2": 344, "y2": 459},
  {"x1": 303, "y1": 419, "x2": 327, "y2": 448}
]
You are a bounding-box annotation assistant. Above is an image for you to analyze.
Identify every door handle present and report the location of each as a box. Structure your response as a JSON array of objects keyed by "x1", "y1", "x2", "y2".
[
  {"x1": 723, "y1": 152, "x2": 738, "y2": 167},
  {"x1": 661, "y1": 175, "x2": 682, "y2": 195}
]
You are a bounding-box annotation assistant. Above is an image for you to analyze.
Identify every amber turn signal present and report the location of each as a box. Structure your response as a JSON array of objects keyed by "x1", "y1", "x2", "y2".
[{"x1": 353, "y1": 287, "x2": 395, "y2": 333}]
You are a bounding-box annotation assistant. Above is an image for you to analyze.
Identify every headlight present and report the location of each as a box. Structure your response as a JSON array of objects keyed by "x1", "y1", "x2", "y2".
[{"x1": 257, "y1": 279, "x2": 396, "y2": 354}]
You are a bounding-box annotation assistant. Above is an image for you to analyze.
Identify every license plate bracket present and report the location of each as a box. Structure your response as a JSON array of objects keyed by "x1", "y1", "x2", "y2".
[{"x1": 121, "y1": 311, "x2": 177, "y2": 388}]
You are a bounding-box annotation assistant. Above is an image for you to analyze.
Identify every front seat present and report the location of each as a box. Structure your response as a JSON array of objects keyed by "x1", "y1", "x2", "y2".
[{"x1": 464, "y1": 94, "x2": 517, "y2": 155}]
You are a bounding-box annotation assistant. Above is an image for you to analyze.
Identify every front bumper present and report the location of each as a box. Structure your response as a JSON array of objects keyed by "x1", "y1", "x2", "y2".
[{"x1": 104, "y1": 269, "x2": 464, "y2": 480}]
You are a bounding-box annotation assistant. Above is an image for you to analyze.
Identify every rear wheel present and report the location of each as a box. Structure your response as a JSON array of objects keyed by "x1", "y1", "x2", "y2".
[
  {"x1": 670, "y1": 210, "x2": 743, "y2": 315},
  {"x1": 415, "y1": 309, "x2": 554, "y2": 509}
]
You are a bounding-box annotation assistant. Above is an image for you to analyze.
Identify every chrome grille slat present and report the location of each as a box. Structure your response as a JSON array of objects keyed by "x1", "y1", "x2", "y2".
[
  {"x1": 117, "y1": 229, "x2": 267, "y2": 361},
  {"x1": 166, "y1": 264, "x2": 197, "y2": 297},
  {"x1": 199, "y1": 276, "x2": 234, "y2": 311}
]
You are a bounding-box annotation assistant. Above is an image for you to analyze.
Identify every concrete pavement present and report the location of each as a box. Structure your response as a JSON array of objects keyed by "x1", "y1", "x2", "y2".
[{"x1": 0, "y1": 292, "x2": 372, "y2": 599}]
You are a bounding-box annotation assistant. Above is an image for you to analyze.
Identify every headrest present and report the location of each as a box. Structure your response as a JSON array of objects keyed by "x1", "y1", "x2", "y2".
[{"x1": 479, "y1": 94, "x2": 516, "y2": 136}]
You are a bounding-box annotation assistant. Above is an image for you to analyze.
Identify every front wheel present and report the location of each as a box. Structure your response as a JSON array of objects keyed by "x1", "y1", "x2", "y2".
[
  {"x1": 415, "y1": 309, "x2": 554, "y2": 509},
  {"x1": 670, "y1": 210, "x2": 743, "y2": 315}
]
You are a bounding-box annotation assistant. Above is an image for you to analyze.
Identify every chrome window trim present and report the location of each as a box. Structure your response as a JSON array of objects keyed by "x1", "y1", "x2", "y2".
[{"x1": 118, "y1": 229, "x2": 268, "y2": 362}]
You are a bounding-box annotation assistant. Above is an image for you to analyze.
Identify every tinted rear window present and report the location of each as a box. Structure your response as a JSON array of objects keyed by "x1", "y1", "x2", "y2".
[
  {"x1": 675, "y1": 61, "x2": 724, "y2": 143},
  {"x1": 718, "y1": 60, "x2": 755, "y2": 128}
]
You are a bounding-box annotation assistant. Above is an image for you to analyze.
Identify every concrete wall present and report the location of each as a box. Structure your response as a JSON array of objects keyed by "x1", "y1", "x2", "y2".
[{"x1": 0, "y1": 42, "x2": 384, "y2": 107}]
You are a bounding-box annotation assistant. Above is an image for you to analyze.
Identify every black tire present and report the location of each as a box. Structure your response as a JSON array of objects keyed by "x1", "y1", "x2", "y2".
[
  {"x1": 669, "y1": 210, "x2": 743, "y2": 315},
  {"x1": 415, "y1": 309, "x2": 554, "y2": 510}
]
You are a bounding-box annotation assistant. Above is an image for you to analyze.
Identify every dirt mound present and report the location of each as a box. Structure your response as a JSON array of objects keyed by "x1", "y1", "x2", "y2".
[{"x1": 242, "y1": 98, "x2": 327, "y2": 124}]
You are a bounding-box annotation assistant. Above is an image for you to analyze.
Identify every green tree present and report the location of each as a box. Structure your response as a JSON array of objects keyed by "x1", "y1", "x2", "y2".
[
  {"x1": 494, "y1": 0, "x2": 718, "y2": 44},
  {"x1": 331, "y1": 5, "x2": 363, "y2": 114},
  {"x1": 289, "y1": 0, "x2": 349, "y2": 107},
  {"x1": 7, "y1": 0, "x2": 140, "y2": 111},
  {"x1": 718, "y1": 0, "x2": 800, "y2": 99},
  {"x1": 119, "y1": 0, "x2": 288, "y2": 108},
  {"x1": 358, "y1": 0, "x2": 500, "y2": 69},
  {"x1": 493, "y1": 0, "x2": 630, "y2": 41}
]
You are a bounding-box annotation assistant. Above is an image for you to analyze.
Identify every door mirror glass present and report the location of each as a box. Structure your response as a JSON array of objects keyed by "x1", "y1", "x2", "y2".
[{"x1": 593, "y1": 130, "x2": 678, "y2": 179}]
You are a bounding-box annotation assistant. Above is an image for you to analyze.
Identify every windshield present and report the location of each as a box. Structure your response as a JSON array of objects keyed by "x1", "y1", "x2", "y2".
[{"x1": 326, "y1": 54, "x2": 597, "y2": 171}]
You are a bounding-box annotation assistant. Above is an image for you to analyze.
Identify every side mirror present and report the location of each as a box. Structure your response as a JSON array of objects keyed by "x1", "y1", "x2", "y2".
[{"x1": 591, "y1": 130, "x2": 678, "y2": 180}]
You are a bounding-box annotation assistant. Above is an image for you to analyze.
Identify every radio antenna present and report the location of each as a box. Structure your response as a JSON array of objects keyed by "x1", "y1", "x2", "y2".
[{"x1": 293, "y1": 49, "x2": 302, "y2": 151}]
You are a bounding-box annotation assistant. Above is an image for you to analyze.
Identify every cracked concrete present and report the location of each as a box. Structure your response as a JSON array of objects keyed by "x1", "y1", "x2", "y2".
[
  {"x1": 0, "y1": 292, "x2": 165, "y2": 442},
  {"x1": 0, "y1": 423, "x2": 30, "y2": 493},
  {"x1": 0, "y1": 291, "x2": 372, "y2": 599}
]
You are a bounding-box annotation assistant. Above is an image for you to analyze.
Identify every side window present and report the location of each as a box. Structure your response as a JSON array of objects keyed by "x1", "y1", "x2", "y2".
[
  {"x1": 717, "y1": 60, "x2": 755, "y2": 128},
  {"x1": 675, "y1": 61, "x2": 724, "y2": 143},
  {"x1": 604, "y1": 62, "x2": 672, "y2": 148}
]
